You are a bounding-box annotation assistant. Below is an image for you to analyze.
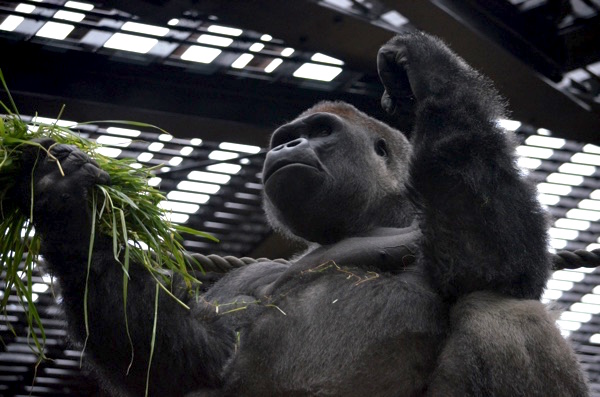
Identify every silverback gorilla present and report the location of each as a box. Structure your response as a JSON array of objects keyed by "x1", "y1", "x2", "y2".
[{"x1": 15, "y1": 31, "x2": 590, "y2": 396}]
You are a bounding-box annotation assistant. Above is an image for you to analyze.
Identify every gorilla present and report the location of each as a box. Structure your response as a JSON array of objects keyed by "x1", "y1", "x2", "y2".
[{"x1": 15, "y1": 31, "x2": 590, "y2": 396}]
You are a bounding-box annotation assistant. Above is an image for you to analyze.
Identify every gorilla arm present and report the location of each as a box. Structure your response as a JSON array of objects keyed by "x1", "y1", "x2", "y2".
[
  {"x1": 16, "y1": 141, "x2": 234, "y2": 396},
  {"x1": 378, "y1": 32, "x2": 551, "y2": 301},
  {"x1": 378, "y1": 32, "x2": 589, "y2": 396},
  {"x1": 294, "y1": 222, "x2": 421, "y2": 272}
]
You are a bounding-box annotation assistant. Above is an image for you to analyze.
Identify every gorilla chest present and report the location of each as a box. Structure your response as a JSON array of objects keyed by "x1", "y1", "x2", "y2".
[{"x1": 223, "y1": 271, "x2": 448, "y2": 396}]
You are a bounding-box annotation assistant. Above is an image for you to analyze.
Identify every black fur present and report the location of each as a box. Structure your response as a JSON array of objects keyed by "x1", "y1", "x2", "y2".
[{"x1": 18, "y1": 31, "x2": 589, "y2": 396}]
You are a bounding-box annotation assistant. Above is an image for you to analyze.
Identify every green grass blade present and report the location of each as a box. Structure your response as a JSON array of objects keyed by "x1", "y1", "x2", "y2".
[
  {"x1": 145, "y1": 283, "x2": 160, "y2": 397},
  {"x1": 81, "y1": 189, "x2": 97, "y2": 367}
]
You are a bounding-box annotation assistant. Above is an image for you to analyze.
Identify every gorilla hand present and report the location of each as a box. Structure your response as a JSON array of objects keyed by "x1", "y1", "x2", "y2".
[
  {"x1": 376, "y1": 34, "x2": 418, "y2": 132},
  {"x1": 377, "y1": 32, "x2": 485, "y2": 120},
  {"x1": 377, "y1": 38, "x2": 414, "y2": 117},
  {"x1": 378, "y1": 31, "x2": 548, "y2": 301},
  {"x1": 15, "y1": 138, "x2": 110, "y2": 245}
]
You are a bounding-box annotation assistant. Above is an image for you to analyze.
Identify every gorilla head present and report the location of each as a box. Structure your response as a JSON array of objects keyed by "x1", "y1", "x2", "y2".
[{"x1": 262, "y1": 101, "x2": 414, "y2": 245}]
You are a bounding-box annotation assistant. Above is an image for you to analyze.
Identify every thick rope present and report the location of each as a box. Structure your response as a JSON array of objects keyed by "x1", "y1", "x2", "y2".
[
  {"x1": 189, "y1": 253, "x2": 291, "y2": 273},
  {"x1": 188, "y1": 249, "x2": 600, "y2": 274},
  {"x1": 552, "y1": 249, "x2": 600, "y2": 271}
]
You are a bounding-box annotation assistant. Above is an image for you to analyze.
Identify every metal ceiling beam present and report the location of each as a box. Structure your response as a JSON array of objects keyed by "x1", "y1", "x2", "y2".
[
  {"x1": 2, "y1": 0, "x2": 599, "y2": 142},
  {"x1": 0, "y1": 38, "x2": 383, "y2": 146},
  {"x1": 380, "y1": 0, "x2": 600, "y2": 143},
  {"x1": 185, "y1": 0, "x2": 599, "y2": 143},
  {"x1": 103, "y1": 0, "x2": 394, "y2": 73}
]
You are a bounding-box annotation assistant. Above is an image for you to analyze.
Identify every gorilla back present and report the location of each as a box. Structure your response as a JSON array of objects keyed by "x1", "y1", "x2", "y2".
[{"x1": 19, "y1": 31, "x2": 589, "y2": 396}]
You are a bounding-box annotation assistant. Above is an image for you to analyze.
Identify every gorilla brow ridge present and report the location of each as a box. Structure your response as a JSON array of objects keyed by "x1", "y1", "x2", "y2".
[{"x1": 301, "y1": 100, "x2": 403, "y2": 139}]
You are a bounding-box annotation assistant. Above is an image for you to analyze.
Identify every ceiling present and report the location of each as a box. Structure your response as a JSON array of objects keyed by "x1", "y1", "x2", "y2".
[
  {"x1": 1, "y1": 0, "x2": 599, "y2": 145},
  {"x1": 1, "y1": 1, "x2": 600, "y2": 396}
]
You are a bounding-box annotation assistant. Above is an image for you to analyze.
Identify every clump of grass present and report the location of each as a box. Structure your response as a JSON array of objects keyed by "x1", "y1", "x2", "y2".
[{"x1": 0, "y1": 69, "x2": 215, "y2": 362}]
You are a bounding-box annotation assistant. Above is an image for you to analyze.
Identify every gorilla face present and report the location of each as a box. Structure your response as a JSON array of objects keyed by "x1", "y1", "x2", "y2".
[{"x1": 262, "y1": 102, "x2": 413, "y2": 244}]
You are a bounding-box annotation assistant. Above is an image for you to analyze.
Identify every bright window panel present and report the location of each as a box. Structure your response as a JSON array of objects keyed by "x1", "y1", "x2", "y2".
[
  {"x1": 162, "y1": 212, "x2": 189, "y2": 224},
  {"x1": 177, "y1": 181, "x2": 220, "y2": 194},
  {"x1": 106, "y1": 127, "x2": 141, "y2": 137},
  {"x1": 516, "y1": 146, "x2": 553, "y2": 159},
  {"x1": 65, "y1": 1, "x2": 94, "y2": 11},
  {"x1": 198, "y1": 34, "x2": 233, "y2": 47},
  {"x1": 265, "y1": 58, "x2": 283, "y2": 73},
  {"x1": 207, "y1": 24, "x2": 242, "y2": 36},
  {"x1": 231, "y1": 53, "x2": 254, "y2": 69},
  {"x1": 219, "y1": 142, "x2": 261, "y2": 153},
  {"x1": 209, "y1": 150, "x2": 239, "y2": 160},
  {"x1": 158, "y1": 201, "x2": 200, "y2": 214},
  {"x1": 554, "y1": 218, "x2": 591, "y2": 231},
  {"x1": 517, "y1": 157, "x2": 541, "y2": 170},
  {"x1": 94, "y1": 147, "x2": 121, "y2": 158},
  {"x1": 249, "y1": 43, "x2": 265, "y2": 52},
  {"x1": 36, "y1": 21, "x2": 75, "y2": 40},
  {"x1": 566, "y1": 208, "x2": 600, "y2": 221},
  {"x1": 537, "y1": 183, "x2": 572, "y2": 196},
  {"x1": 121, "y1": 21, "x2": 168, "y2": 36},
  {"x1": 187, "y1": 171, "x2": 231, "y2": 184},
  {"x1": 546, "y1": 173, "x2": 584, "y2": 186},
  {"x1": 0, "y1": 15, "x2": 24, "y2": 31},
  {"x1": 166, "y1": 191, "x2": 210, "y2": 204},
  {"x1": 293, "y1": 63, "x2": 342, "y2": 82},
  {"x1": 104, "y1": 33, "x2": 158, "y2": 53},
  {"x1": 558, "y1": 163, "x2": 596, "y2": 176},
  {"x1": 96, "y1": 135, "x2": 132, "y2": 147},
  {"x1": 572, "y1": 152, "x2": 600, "y2": 166},
  {"x1": 524, "y1": 135, "x2": 566, "y2": 149},
  {"x1": 311, "y1": 53, "x2": 344, "y2": 65},
  {"x1": 54, "y1": 10, "x2": 85, "y2": 22},
  {"x1": 181, "y1": 45, "x2": 222, "y2": 63},
  {"x1": 206, "y1": 163, "x2": 242, "y2": 174}
]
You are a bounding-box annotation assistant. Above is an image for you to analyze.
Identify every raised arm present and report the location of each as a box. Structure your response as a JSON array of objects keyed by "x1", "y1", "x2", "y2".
[
  {"x1": 377, "y1": 32, "x2": 551, "y2": 300},
  {"x1": 14, "y1": 140, "x2": 233, "y2": 396}
]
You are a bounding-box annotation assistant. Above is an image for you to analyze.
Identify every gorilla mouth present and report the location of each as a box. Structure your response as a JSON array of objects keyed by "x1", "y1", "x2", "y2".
[{"x1": 263, "y1": 161, "x2": 321, "y2": 183}]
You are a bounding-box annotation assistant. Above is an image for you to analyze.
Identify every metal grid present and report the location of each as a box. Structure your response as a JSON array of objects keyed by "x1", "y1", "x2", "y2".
[
  {"x1": 0, "y1": 0, "x2": 381, "y2": 97},
  {"x1": 20, "y1": 116, "x2": 273, "y2": 258},
  {"x1": 0, "y1": 118, "x2": 274, "y2": 396},
  {"x1": 437, "y1": 0, "x2": 600, "y2": 111},
  {"x1": 514, "y1": 125, "x2": 600, "y2": 395},
  {"x1": 0, "y1": 263, "x2": 106, "y2": 396},
  {"x1": 0, "y1": 0, "x2": 599, "y2": 395}
]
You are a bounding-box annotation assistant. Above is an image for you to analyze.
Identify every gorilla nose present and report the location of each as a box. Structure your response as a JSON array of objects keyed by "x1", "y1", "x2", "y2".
[
  {"x1": 272, "y1": 137, "x2": 308, "y2": 152},
  {"x1": 263, "y1": 137, "x2": 322, "y2": 183}
]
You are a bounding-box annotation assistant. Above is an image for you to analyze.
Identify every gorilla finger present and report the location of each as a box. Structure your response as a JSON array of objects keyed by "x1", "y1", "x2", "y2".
[
  {"x1": 49, "y1": 143, "x2": 82, "y2": 163},
  {"x1": 377, "y1": 44, "x2": 408, "y2": 74},
  {"x1": 31, "y1": 138, "x2": 57, "y2": 150},
  {"x1": 377, "y1": 46, "x2": 413, "y2": 99},
  {"x1": 20, "y1": 138, "x2": 57, "y2": 167},
  {"x1": 58, "y1": 148, "x2": 95, "y2": 175},
  {"x1": 81, "y1": 162, "x2": 111, "y2": 186},
  {"x1": 381, "y1": 91, "x2": 397, "y2": 115},
  {"x1": 88, "y1": 156, "x2": 103, "y2": 169},
  {"x1": 377, "y1": 47, "x2": 401, "y2": 87}
]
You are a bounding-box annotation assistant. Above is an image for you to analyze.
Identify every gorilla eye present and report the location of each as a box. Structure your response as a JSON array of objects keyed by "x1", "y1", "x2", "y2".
[
  {"x1": 375, "y1": 139, "x2": 388, "y2": 157},
  {"x1": 316, "y1": 125, "x2": 332, "y2": 137}
]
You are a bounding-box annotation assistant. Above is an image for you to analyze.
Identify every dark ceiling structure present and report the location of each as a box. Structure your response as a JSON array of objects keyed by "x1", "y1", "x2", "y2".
[
  {"x1": 1, "y1": 0, "x2": 599, "y2": 145},
  {"x1": 1, "y1": 0, "x2": 600, "y2": 396}
]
